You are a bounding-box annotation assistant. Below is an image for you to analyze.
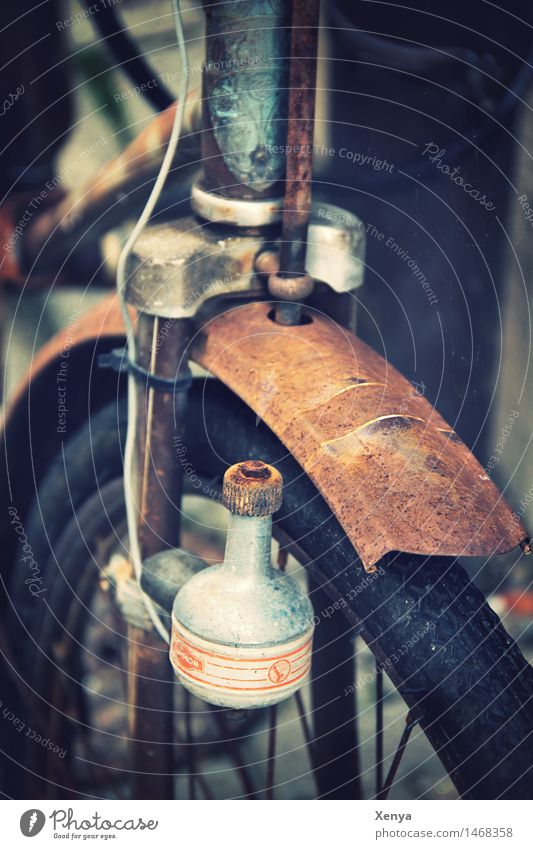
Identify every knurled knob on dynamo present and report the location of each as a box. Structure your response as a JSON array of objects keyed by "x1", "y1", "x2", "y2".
[{"x1": 222, "y1": 460, "x2": 282, "y2": 517}]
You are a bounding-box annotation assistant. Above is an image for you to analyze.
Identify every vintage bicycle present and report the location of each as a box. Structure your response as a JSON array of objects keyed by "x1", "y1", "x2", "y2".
[{"x1": 0, "y1": 0, "x2": 531, "y2": 801}]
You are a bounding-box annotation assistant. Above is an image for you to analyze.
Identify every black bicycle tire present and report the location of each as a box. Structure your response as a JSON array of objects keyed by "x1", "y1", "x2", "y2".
[{"x1": 10, "y1": 380, "x2": 533, "y2": 800}]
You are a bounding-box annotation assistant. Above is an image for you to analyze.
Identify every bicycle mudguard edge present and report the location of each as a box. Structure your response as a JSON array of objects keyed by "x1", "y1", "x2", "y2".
[
  {"x1": 191, "y1": 301, "x2": 529, "y2": 571},
  {"x1": 2, "y1": 296, "x2": 528, "y2": 572}
]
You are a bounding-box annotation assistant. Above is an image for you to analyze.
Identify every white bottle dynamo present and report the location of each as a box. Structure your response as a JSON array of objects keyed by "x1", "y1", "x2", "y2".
[{"x1": 170, "y1": 460, "x2": 315, "y2": 708}]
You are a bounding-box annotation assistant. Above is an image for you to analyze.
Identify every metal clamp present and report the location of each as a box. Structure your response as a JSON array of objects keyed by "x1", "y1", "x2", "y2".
[
  {"x1": 125, "y1": 203, "x2": 366, "y2": 320},
  {"x1": 98, "y1": 348, "x2": 192, "y2": 393}
]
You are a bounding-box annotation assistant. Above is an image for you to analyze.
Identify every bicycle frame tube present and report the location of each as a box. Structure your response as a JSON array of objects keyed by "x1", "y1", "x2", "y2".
[
  {"x1": 196, "y1": 0, "x2": 321, "y2": 326},
  {"x1": 200, "y1": 0, "x2": 291, "y2": 199},
  {"x1": 126, "y1": 0, "x2": 311, "y2": 798},
  {"x1": 127, "y1": 313, "x2": 191, "y2": 799}
]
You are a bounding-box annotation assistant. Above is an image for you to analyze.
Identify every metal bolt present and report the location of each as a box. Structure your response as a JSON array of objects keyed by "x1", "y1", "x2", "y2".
[{"x1": 267, "y1": 272, "x2": 314, "y2": 302}]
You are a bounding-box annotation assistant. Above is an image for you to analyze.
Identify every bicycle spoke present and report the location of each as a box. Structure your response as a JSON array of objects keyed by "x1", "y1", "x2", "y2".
[
  {"x1": 294, "y1": 689, "x2": 313, "y2": 751},
  {"x1": 310, "y1": 581, "x2": 361, "y2": 799},
  {"x1": 377, "y1": 712, "x2": 423, "y2": 800},
  {"x1": 213, "y1": 710, "x2": 259, "y2": 800},
  {"x1": 279, "y1": 546, "x2": 319, "y2": 794},
  {"x1": 183, "y1": 689, "x2": 196, "y2": 800},
  {"x1": 352, "y1": 644, "x2": 361, "y2": 797},
  {"x1": 265, "y1": 705, "x2": 278, "y2": 800},
  {"x1": 230, "y1": 743, "x2": 259, "y2": 800},
  {"x1": 172, "y1": 708, "x2": 216, "y2": 800},
  {"x1": 375, "y1": 662, "x2": 384, "y2": 796}
]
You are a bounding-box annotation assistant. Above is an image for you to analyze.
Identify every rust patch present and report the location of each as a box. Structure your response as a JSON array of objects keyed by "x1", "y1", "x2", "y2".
[
  {"x1": 278, "y1": 0, "x2": 320, "y2": 280},
  {"x1": 346, "y1": 376, "x2": 376, "y2": 386},
  {"x1": 438, "y1": 428, "x2": 462, "y2": 444},
  {"x1": 4, "y1": 296, "x2": 528, "y2": 572},
  {"x1": 191, "y1": 302, "x2": 528, "y2": 571}
]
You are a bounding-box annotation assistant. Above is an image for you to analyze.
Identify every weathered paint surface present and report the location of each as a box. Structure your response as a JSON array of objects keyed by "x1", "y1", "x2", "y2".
[
  {"x1": 3, "y1": 296, "x2": 529, "y2": 571},
  {"x1": 171, "y1": 512, "x2": 314, "y2": 708},
  {"x1": 191, "y1": 301, "x2": 528, "y2": 570},
  {"x1": 201, "y1": 0, "x2": 291, "y2": 197}
]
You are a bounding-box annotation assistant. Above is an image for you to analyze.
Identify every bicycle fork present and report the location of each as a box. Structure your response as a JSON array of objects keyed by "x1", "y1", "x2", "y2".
[{"x1": 124, "y1": 0, "x2": 320, "y2": 799}]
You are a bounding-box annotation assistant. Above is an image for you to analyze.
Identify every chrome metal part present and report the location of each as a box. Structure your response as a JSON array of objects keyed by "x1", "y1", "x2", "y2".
[
  {"x1": 125, "y1": 204, "x2": 365, "y2": 319},
  {"x1": 125, "y1": 216, "x2": 266, "y2": 318},
  {"x1": 191, "y1": 179, "x2": 284, "y2": 227},
  {"x1": 258, "y1": 202, "x2": 366, "y2": 295},
  {"x1": 307, "y1": 203, "x2": 366, "y2": 292},
  {"x1": 200, "y1": 0, "x2": 291, "y2": 197}
]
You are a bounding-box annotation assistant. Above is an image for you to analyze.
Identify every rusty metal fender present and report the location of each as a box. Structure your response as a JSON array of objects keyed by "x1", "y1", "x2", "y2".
[
  {"x1": 2, "y1": 296, "x2": 528, "y2": 574},
  {"x1": 191, "y1": 302, "x2": 529, "y2": 571},
  {"x1": 0, "y1": 295, "x2": 126, "y2": 562}
]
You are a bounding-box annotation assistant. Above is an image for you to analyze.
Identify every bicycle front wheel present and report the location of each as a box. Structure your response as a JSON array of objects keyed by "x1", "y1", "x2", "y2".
[{"x1": 9, "y1": 380, "x2": 533, "y2": 799}]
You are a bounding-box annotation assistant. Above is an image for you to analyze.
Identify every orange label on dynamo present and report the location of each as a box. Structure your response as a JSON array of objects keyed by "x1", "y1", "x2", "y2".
[{"x1": 170, "y1": 617, "x2": 312, "y2": 694}]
